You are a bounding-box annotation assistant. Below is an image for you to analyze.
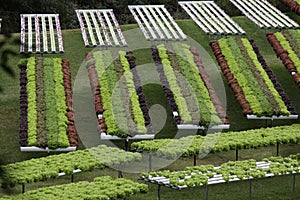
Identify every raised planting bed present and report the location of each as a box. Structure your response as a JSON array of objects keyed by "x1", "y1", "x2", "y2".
[
  {"x1": 19, "y1": 57, "x2": 77, "y2": 151},
  {"x1": 151, "y1": 43, "x2": 229, "y2": 129},
  {"x1": 86, "y1": 50, "x2": 154, "y2": 139},
  {"x1": 1, "y1": 145, "x2": 141, "y2": 188},
  {"x1": 141, "y1": 154, "x2": 300, "y2": 199},
  {"x1": 0, "y1": 176, "x2": 148, "y2": 200},
  {"x1": 132, "y1": 124, "x2": 300, "y2": 159},
  {"x1": 211, "y1": 37, "x2": 297, "y2": 119}
]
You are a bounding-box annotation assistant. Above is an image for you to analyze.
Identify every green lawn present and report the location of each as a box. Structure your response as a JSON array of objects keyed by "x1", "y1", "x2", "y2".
[{"x1": 1, "y1": 14, "x2": 300, "y2": 199}]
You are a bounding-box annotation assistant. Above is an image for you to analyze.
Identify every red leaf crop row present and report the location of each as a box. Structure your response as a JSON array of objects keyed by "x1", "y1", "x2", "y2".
[
  {"x1": 190, "y1": 47, "x2": 229, "y2": 124},
  {"x1": 280, "y1": 0, "x2": 300, "y2": 15},
  {"x1": 210, "y1": 41, "x2": 252, "y2": 115},
  {"x1": 267, "y1": 32, "x2": 300, "y2": 90},
  {"x1": 62, "y1": 59, "x2": 78, "y2": 147},
  {"x1": 85, "y1": 52, "x2": 107, "y2": 134},
  {"x1": 267, "y1": 32, "x2": 297, "y2": 72}
]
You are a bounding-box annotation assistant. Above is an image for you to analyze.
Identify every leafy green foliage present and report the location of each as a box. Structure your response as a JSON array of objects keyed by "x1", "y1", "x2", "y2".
[
  {"x1": 172, "y1": 43, "x2": 221, "y2": 126},
  {"x1": 241, "y1": 38, "x2": 290, "y2": 116},
  {"x1": 119, "y1": 51, "x2": 147, "y2": 134},
  {"x1": 275, "y1": 32, "x2": 300, "y2": 73},
  {"x1": 43, "y1": 58, "x2": 69, "y2": 149},
  {"x1": 1, "y1": 145, "x2": 142, "y2": 187},
  {"x1": 157, "y1": 44, "x2": 192, "y2": 124},
  {"x1": 143, "y1": 153, "x2": 300, "y2": 187},
  {"x1": 132, "y1": 124, "x2": 300, "y2": 158},
  {"x1": 218, "y1": 37, "x2": 282, "y2": 116},
  {"x1": 0, "y1": 176, "x2": 147, "y2": 200},
  {"x1": 26, "y1": 57, "x2": 37, "y2": 146}
]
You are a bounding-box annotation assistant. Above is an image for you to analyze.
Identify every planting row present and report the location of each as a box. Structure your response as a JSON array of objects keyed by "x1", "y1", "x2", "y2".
[
  {"x1": 86, "y1": 50, "x2": 152, "y2": 138},
  {"x1": 19, "y1": 57, "x2": 77, "y2": 150},
  {"x1": 211, "y1": 37, "x2": 296, "y2": 117},
  {"x1": 1, "y1": 145, "x2": 141, "y2": 187},
  {"x1": 267, "y1": 31, "x2": 300, "y2": 89},
  {"x1": 151, "y1": 43, "x2": 228, "y2": 128},
  {"x1": 141, "y1": 153, "x2": 300, "y2": 188},
  {"x1": 280, "y1": 0, "x2": 300, "y2": 15},
  {"x1": 0, "y1": 176, "x2": 147, "y2": 200},
  {"x1": 131, "y1": 124, "x2": 300, "y2": 159}
]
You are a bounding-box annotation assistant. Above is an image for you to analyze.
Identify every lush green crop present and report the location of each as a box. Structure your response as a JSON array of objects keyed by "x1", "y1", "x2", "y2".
[
  {"x1": 132, "y1": 124, "x2": 300, "y2": 158},
  {"x1": 1, "y1": 145, "x2": 142, "y2": 187},
  {"x1": 142, "y1": 153, "x2": 300, "y2": 187},
  {"x1": 275, "y1": 32, "x2": 300, "y2": 73},
  {"x1": 171, "y1": 43, "x2": 221, "y2": 126},
  {"x1": 26, "y1": 57, "x2": 37, "y2": 146},
  {"x1": 157, "y1": 44, "x2": 192, "y2": 124},
  {"x1": 241, "y1": 38, "x2": 289, "y2": 115},
  {"x1": 0, "y1": 176, "x2": 148, "y2": 200}
]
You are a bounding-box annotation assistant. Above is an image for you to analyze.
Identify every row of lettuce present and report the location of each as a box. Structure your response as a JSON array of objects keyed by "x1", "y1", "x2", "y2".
[
  {"x1": 19, "y1": 57, "x2": 78, "y2": 149},
  {"x1": 141, "y1": 153, "x2": 300, "y2": 187},
  {"x1": 132, "y1": 124, "x2": 300, "y2": 159},
  {"x1": 86, "y1": 50, "x2": 152, "y2": 138},
  {"x1": 151, "y1": 43, "x2": 229, "y2": 127},
  {"x1": 267, "y1": 30, "x2": 300, "y2": 89},
  {"x1": 0, "y1": 176, "x2": 147, "y2": 200},
  {"x1": 0, "y1": 145, "x2": 141, "y2": 187},
  {"x1": 211, "y1": 37, "x2": 296, "y2": 117}
]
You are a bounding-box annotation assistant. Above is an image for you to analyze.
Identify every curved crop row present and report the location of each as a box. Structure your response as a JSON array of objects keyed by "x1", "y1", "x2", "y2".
[{"x1": 131, "y1": 124, "x2": 300, "y2": 159}]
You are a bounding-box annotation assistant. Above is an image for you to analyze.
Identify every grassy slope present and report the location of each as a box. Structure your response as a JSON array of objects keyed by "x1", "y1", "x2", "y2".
[{"x1": 0, "y1": 15, "x2": 300, "y2": 199}]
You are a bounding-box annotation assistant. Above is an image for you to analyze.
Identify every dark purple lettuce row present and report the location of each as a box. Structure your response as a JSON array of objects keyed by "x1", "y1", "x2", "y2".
[
  {"x1": 19, "y1": 64, "x2": 28, "y2": 147},
  {"x1": 126, "y1": 51, "x2": 153, "y2": 133},
  {"x1": 151, "y1": 46, "x2": 182, "y2": 125},
  {"x1": 250, "y1": 39, "x2": 297, "y2": 115}
]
